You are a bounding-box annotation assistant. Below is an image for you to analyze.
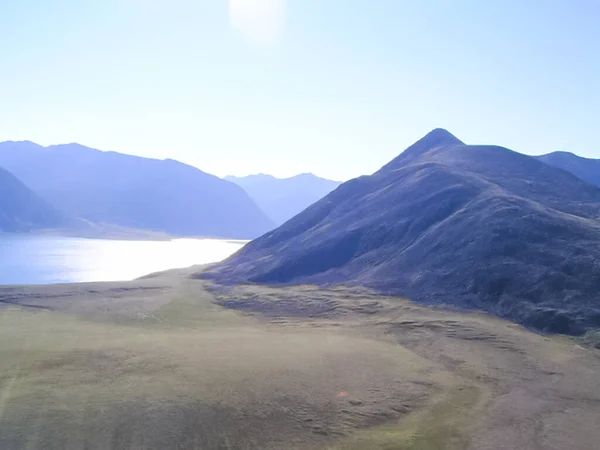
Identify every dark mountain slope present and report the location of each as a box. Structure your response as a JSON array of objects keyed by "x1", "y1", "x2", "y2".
[
  {"x1": 0, "y1": 165, "x2": 70, "y2": 232},
  {"x1": 537, "y1": 151, "x2": 600, "y2": 187},
  {"x1": 0, "y1": 141, "x2": 274, "y2": 238},
  {"x1": 207, "y1": 129, "x2": 600, "y2": 335},
  {"x1": 225, "y1": 173, "x2": 341, "y2": 225}
]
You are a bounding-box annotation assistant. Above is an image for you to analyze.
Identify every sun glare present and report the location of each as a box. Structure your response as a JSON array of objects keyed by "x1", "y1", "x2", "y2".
[{"x1": 228, "y1": 0, "x2": 286, "y2": 48}]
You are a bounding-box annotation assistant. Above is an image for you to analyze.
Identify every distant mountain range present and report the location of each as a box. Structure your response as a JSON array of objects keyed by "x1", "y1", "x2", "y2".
[
  {"x1": 225, "y1": 173, "x2": 341, "y2": 225},
  {"x1": 207, "y1": 129, "x2": 600, "y2": 335},
  {"x1": 0, "y1": 141, "x2": 274, "y2": 238},
  {"x1": 536, "y1": 151, "x2": 600, "y2": 187},
  {"x1": 0, "y1": 165, "x2": 73, "y2": 232}
]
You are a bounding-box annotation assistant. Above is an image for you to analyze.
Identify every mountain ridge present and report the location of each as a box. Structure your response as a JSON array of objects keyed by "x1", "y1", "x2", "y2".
[
  {"x1": 225, "y1": 172, "x2": 341, "y2": 225},
  {"x1": 0, "y1": 165, "x2": 74, "y2": 232},
  {"x1": 536, "y1": 151, "x2": 600, "y2": 188},
  {"x1": 0, "y1": 141, "x2": 274, "y2": 239}
]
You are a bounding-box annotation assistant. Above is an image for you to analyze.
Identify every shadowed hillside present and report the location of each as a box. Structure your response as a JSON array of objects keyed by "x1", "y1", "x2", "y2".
[
  {"x1": 0, "y1": 141, "x2": 274, "y2": 239},
  {"x1": 207, "y1": 129, "x2": 600, "y2": 335},
  {"x1": 537, "y1": 151, "x2": 600, "y2": 187},
  {"x1": 225, "y1": 173, "x2": 341, "y2": 225},
  {"x1": 0, "y1": 165, "x2": 72, "y2": 232}
]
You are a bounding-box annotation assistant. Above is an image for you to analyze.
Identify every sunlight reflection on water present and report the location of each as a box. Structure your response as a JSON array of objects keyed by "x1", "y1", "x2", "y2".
[{"x1": 0, "y1": 235, "x2": 246, "y2": 285}]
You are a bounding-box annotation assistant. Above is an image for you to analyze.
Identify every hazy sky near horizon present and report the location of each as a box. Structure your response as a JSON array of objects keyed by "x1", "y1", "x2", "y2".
[{"x1": 1, "y1": 0, "x2": 599, "y2": 181}]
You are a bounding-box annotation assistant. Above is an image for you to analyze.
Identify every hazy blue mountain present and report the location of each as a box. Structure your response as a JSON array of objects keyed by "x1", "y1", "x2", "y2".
[
  {"x1": 0, "y1": 141, "x2": 274, "y2": 239},
  {"x1": 536, "y1": 151, "x2": 600, "y2": 187},
  {"x1": 207, "y1": 129, "x2": 600, "y2": 335},
  {"x1": 225, "y1": 173, "x2": 341, "y2": 225},
  {"x1": 0, "y1": 165, "x2": 71, "y2": 232}
]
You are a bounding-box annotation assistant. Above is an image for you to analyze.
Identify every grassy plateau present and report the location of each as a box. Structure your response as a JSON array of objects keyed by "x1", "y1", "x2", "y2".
[{"x1": 0, "y1": 266, "x2": 599, "y2": 449}]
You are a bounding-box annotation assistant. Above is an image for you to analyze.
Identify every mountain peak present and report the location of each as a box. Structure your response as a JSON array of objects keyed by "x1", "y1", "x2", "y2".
[
  {"x1": 379, "y1": 128, "x2": 464, "y2": 173},
  {"x1": 537, "y1": 151, "x2": 600, "y2": 187},
  {"x1": 417, "y1": 128, "x2": 464, "y2": 148},
  {"x1": 0, "y1": 140, "x2": 44, "y2": 149},
  {"x1": 209, "y1": 132, "x2": 600, "y2": 335}
]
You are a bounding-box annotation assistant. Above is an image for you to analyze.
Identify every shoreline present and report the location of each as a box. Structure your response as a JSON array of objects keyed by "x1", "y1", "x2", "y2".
[{"x1": 0, "y1": 230, "x2": 252, "y2": 243}]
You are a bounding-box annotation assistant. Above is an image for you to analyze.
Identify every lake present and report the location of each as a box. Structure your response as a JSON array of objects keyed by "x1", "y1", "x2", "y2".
[{"x1": 0, "y1": 234, "x2": 246, "y2": 285}]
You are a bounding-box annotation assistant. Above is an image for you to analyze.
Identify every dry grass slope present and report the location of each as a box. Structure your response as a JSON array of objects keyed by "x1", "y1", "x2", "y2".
[{"x1": 1, "y1": 267, "x2": 600, "y2": 449}]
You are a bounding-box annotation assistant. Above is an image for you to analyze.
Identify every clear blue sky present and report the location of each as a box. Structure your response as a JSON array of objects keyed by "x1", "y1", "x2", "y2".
[{"x1": 1, "y1": 0, "x2": 599, "y2": 181}]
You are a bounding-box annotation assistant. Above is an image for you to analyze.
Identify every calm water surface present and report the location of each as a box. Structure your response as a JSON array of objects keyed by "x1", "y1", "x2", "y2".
[{"x1": 0, "y1": 234, "x2": 245, "y2": 285}]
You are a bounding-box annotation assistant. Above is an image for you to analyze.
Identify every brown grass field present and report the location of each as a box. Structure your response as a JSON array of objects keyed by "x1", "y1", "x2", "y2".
[{"x1": 1, "y1": 266, "x2": 599, "y2": 449}]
